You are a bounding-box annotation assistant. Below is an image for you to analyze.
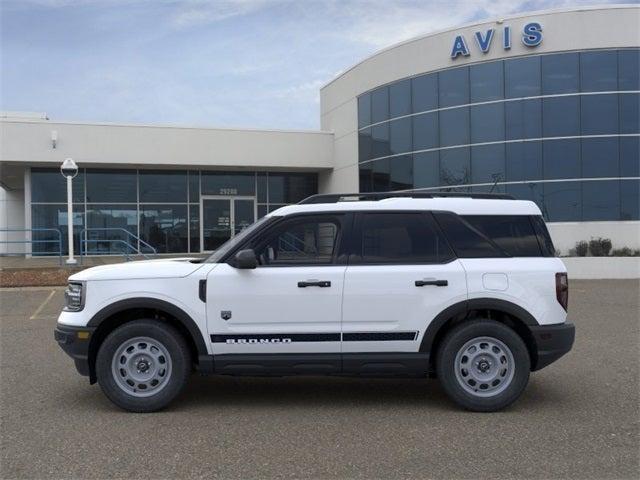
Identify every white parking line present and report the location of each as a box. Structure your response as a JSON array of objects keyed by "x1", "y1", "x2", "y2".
[{"x1": 29, "y1": 289, "x2": 57, "y2": 320}]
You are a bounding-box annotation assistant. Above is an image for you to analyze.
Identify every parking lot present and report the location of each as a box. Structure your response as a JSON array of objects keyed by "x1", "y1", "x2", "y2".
[{"x1": 1, "y1": 280, "x2": 638, "y2": 479}]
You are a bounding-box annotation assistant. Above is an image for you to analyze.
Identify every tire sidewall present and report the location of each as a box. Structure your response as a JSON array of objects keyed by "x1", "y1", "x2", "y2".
[
  {"x1": 436, "y1": 320, "x2": 530, "y2": 412},
  {"x1": 96, "y1": 320, "x2": 190, "y2": 412}
]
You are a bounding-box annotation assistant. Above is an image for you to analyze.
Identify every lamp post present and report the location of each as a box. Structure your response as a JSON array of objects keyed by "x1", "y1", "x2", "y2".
[{"x1": 60, "y1": 158, "x2": 78, "y2": 265}]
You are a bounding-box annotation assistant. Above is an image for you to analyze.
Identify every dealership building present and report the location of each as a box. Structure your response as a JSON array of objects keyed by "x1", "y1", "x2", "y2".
[{"x1": 1, "y1": 5, "x2": 638, "y2": 258}]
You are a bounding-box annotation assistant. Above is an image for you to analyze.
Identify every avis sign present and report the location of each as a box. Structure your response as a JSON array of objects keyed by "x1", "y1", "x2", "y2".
[{"x1": 450, "y1": 22, "x2": 543, "y2": 59}]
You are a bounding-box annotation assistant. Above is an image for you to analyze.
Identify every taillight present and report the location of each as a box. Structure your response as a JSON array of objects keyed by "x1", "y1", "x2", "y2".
[{"x1": 555, "y1": 272, "x2": 569, "y2": 311}]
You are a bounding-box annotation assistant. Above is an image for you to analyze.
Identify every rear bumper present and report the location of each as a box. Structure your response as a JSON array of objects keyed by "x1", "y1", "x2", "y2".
[
  {"x1": 54, "y1": 324, "x2": 96, "y2": 378},
  {"x1": 530, "y1": 321, "x2": 575, "y2": 371}
]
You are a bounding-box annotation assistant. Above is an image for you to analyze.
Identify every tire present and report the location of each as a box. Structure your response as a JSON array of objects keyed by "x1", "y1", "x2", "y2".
[
  {"x1": 436, "y1": 319, "x2": 530, "y2": 412},
  {"x1": 96, "y1": 320, "x2": 191, "y2": 412}
]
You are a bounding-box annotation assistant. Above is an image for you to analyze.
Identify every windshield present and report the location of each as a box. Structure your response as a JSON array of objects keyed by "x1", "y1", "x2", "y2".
[{"x1": 204, "y1": 216, "x2": 273, "y2": 263}]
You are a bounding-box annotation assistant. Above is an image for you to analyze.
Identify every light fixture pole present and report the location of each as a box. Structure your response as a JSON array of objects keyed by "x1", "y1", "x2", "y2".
[{"x1": 60, "y1": 158, "x2": 78, "y2": 265}]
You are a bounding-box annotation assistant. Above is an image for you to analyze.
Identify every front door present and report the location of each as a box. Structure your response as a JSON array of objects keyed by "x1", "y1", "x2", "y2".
[
  {"x1": 200, "y1": 196, "x2": 256, "y2": 252},
  {"x1": 206, "y1": 214, "x2": 348, "y2": 359}
]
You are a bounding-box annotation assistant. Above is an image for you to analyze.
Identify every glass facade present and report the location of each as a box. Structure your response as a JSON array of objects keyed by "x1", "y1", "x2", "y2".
[
  {"x1": 31, "y1": 168, "x2": 317, "y2": 255},
  {"x1": 357, "y1": 49, "x2": 640, "y2": 222}
]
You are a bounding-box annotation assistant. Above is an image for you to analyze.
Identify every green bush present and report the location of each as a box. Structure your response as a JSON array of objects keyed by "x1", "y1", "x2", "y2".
[
  {"x1": 611, "y1": 247, "x2": 640, "y2": 257},
  {"x1": 574, "y1": 240, "x2": 589, "y2": 257},
  {"x1": 589, "y1": 237, "x2": 612, "y2": 256}
]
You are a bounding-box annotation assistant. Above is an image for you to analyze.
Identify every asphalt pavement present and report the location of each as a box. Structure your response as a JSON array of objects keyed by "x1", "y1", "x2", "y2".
[{"x1": 1, "y1": 280, "x2": 638, "y2": 479}]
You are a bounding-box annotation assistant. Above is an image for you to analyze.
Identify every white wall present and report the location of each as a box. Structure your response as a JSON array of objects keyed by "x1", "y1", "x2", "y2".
[
  {"x1": 549, "y1": 221, "x2": 640, "y2": 255},
  {"x1": 0, "y1": 186, "x2": 25, "y2": 254},
  {"x1": 562, "y1": 257, "x2": 640, "y2": 279}
]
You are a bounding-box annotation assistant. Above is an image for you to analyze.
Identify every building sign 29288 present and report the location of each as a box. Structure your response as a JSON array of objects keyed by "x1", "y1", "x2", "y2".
[{"x1": 450, "y1": 22, "x2": 542, "y2": 59}]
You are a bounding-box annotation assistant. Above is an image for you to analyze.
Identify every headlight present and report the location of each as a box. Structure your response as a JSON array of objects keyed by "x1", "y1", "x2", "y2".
[{"x1": 63, "y1": 282, "x2": 85, "y2": 312}]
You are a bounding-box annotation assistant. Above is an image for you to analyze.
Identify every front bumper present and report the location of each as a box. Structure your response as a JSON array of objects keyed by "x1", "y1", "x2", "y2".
[
  {"x1": 530, "y1": 321, "x2": 575, "y2": 371},
  {"x1": 54, "y1": 324, "x2": 96, "y2": 378}
]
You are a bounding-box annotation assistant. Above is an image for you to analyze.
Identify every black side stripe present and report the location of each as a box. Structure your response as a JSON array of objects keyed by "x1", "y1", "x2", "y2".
[{"x1": 211, "y1": 331, "x2": 419, "y2": 343}]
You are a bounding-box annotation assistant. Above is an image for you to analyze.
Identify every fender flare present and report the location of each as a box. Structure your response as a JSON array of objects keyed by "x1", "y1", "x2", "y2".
[
  {"x1": 419, "y1": 298, "x2": 538, "y2": 353},
  {"x1": 87, "y1": 297, "x2": 208, "y2": 356}
]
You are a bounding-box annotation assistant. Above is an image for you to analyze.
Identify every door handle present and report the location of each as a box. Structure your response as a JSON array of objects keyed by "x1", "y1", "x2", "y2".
[
  {"x1": 298, "y1": 280, "x2": 331, "y2": 288},
  {"x1": 415, "y1": 279, "x2": 448, "y2": 287}
]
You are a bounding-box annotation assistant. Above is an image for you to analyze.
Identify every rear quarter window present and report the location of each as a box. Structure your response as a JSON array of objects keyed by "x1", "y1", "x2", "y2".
[{"x1": 461, "y1": 215, "x2": 543, "y2": 257}]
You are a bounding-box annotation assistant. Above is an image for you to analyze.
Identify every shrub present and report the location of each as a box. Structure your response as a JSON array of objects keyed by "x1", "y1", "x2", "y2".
[
  {"x1": 611, "y1": 247, "x2": 640, "y2": 257},
  {"x1": 574, "y1": 241, "x2": 589, "y2": 257},
  {"x1": 589, "y1": 237, "x2": 612, "y2": 256}
]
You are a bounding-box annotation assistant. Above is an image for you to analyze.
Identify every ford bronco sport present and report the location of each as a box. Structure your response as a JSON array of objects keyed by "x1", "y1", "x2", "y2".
[{"x1": 55, "y1": 192, "x2": 575, "y2": 412}]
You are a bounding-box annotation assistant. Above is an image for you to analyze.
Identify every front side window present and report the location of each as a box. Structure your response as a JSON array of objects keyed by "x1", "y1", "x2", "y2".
[
  {"x1": 355, "y1": 213, "x2": 454, "y2": 264},
  {"x1": 254, "y1": 216, "x2": 342, "y2": 266}
]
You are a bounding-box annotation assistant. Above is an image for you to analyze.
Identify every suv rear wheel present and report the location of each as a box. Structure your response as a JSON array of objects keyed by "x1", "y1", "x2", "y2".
[
  {"x1": 96, "y1": 320, "x2": 191, "y2": 412},
  {"x1": 436, "y1": 319, "x2": 530, "y2": 412}
]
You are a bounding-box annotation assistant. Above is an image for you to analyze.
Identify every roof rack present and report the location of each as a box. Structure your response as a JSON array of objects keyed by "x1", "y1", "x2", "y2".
[{"x1": 298, "y1": 191, "x2": 515, "y2": 204}]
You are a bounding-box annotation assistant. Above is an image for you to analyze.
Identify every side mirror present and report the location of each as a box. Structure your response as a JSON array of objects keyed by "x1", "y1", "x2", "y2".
[{"x1": 234, "y1": 249, "x2": 258, "y2": 269}]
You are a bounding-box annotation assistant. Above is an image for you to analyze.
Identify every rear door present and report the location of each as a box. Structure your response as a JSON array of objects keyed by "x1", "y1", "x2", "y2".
[{"x1": 341, "y1": 212, "x2": 468, "y2": 355}]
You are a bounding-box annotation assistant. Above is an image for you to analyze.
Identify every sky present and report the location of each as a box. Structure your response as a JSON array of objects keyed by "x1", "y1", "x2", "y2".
[{"x1": 0, "y1": 0, "x2": 629, "y2": 130}]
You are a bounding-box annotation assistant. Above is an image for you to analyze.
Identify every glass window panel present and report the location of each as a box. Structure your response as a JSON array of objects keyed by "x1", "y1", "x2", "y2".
[
  {"x1": 359, "y1": 128, "x2": 373, "y2": 162},
  {"x1": 412, "y1": 112, "x2": 438, "y2": 151},
  {"x1": 543, "y1": 139, "x2": 580, "y2": 180},
  {"x1": 505, "y1": 99, "x2": 542, "y2": 140},
  {"x1": 440, "y1": 147, "x2": 470, "y2": 186},
  {"x1": 86, "y1": 170, "x2": 136, "y2": 203},
  {"x1": 619, "y1": 49, "x2": 640, "y2": 91},
  {"x1": 268, "y1": 173, "x2": 317, "y2": 204},
  {"x1": 505, "y1": 56, "x2": 541, "y2": 98},
  {"x1": 85, "y1": 205, "x2": 137, "y2": 255},
  {"x1": 389, "y1": 117, "x2": 412, "y2": 155},
  {"x1": 257, "y1": 173, "x2": 267, "y2": 203},
  {"x1": 470, "y1": 103, "x2": 505, "y2": 143},
  {"x1": 371, "y1": 123, "x2": 390, "y2": 158},
  {"x1": 139, "y1": 170, "x2": 187, "y2": 203},
  {"x1": 581, "y1": 51, "x2": 618, "y2": 92},
  {"x1": 439, "y1": 107, "x2": 469, "y2": 147},
  {"x1": 31, "y1": 168, "x2": 85, "y2": 203},
  {"x1": 188, "y1": 171, "x2": 200, "y2": 202},
  {"x1": 390, "y1": 155, "x2": 413, "y2": 190},
  {"x1": 371, "y1": 86, "x2": 389, "y2": 123},
  {"x1": 189, "y1": 204, "x2": 200, "y2": 253},
  {"x1": 359, "y1": 213, "x2": 454, "y2": 264},
  {"x1": 358, "y1": 93, "x2": 371, "y2": 128},
  {"x1": 471, "y1": 144, "x2": 505, "y2": 185},
  {"x1": 389, "y1": 79, "x2": 411, "y2": 118},
  {"x1": 413, "y1": 151, "x2": 440, "y2": 189},
  {"x1": 582, "y1": 137, "x2": 619, "y2": 178},
  {"x1": 433, "y1": 212, "x2": 502, "y2": 258},
  {"x1": 543, "y1": 182, "x2": 581, "y2": 222},
  {"x1": 620, "y1": 93, "x2": 639, "y2": 135},
  {"x1": 506, "y1": 142, "x2": 543, "y2": 181},
  {"x1": 258, "y1": 204, "x2": 268, "y2": 218},
  {"x1": 31, "y1": 204, "x2": 84, "y2": 256},
  {"x1": 542, "y1": 96, "x2": 580, "y2": 137},
  {"x1": 541, "y1": 53, "x2": 579, "y2": 94},
  {"x1": 621, "y1": 179, "x2": 640, "y2": 220},
  {"x1": 359, "y1": 163, "x2": 373, "y2": 192},
  {"x1": 201, "y1": 172, "x2": 255, "y2": 196},
  {"x1": 581, "y1": 94, "x2": 619, "y2": 135},
  {"x1": 620, "y1": 137, "x2": 640, "y2": 177},
  {"x1": 372, "y1": 158, "x2": 390, "y2": 191},
  {"x1": 462, "y1": 215, "x2": 542, "y2": 256},
  {"x1": 439, "y1": 67, "x2": 469, "y2": 107},
  {"x1": 582, "y1": 180, "x2": 620, "y2": 221},
  {"x1": 470, "y1": 61, "x2": 504, "y2": 102},
  {"x1": 412, "y1": 73, "x2": 438, "y2": 113},
  {"x1": 268, "y1": 204, "x2": 287, "y2": 213},
  {"x1": 139, "y1": 205, "x2": 188, "y2": 253},
  {"x1": 506, "y1": 183, "x2": 543, "y2": 208}
]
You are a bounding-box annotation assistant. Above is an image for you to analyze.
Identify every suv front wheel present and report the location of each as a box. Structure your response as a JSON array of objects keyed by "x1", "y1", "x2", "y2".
[
  {"x1": 96, "y1": 320, "x2": 191, "y2": 412},
  {"x1": 436, "y1": 319, "x2": 530, "y2": 412}
]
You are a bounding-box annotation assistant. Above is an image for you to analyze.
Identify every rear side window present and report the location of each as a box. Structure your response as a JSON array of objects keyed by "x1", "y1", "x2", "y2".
[
  {"x1": 355, "y1": 213, "x2": 454, "y2": 264},
  {"x1": 433, "y1": 212, "x2": 505, "y2": 258},
  {"x1": 531, "y1": 215, "x2": 556, "y2": 257},
  {"x1": 462, "y1": 215, "x2": 542, "y2": 257}
]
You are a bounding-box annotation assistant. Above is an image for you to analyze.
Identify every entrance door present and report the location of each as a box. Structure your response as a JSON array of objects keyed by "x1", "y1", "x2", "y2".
[{"x1": 201, "y1": 196, "x2": 256, "y2": 252}]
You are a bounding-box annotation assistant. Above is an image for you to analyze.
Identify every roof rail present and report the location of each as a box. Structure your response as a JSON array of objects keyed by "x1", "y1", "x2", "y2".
[{"x1": 298, "y1": 191, "x2": 515, "y2": 204}]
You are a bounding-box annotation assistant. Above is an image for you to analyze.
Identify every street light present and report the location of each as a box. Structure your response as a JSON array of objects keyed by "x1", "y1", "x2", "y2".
[{"x1": 60, "y1": 158, "x2": 78, "y2": 265}]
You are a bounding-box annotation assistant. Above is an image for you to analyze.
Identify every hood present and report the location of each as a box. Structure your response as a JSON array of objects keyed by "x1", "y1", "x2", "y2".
[{"x1": 69, "y1": 258, "x2": 206, "y2": 282}]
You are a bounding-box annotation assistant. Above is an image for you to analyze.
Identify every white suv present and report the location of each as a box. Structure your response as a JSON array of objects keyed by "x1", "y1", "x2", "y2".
[{"x1": 55, "y1": 192, "x2": 574, "y2": 412}]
